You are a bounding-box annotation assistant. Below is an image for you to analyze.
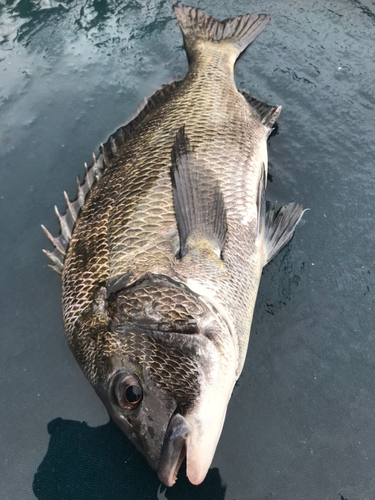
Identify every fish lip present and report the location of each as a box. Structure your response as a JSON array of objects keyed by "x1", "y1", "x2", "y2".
[{"x1": 158, "y1": 413, "x2": 190, "y2": 487}]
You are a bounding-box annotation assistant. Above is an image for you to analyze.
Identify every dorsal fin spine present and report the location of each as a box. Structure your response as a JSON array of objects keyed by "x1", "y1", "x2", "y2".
[
  {"x1": 41, "y1": 224, "x2": 66, "y2": 255},
  {"x1": 110, "y1": 137, "x2": 117, "y2": 155},
  {"x1": 43, "y1": 79, "x2": 184, "y2": 274},
  {"x1": 42, "y1": 249, "x2": 64, "y2": 272},
  {"x1": 54, "y1": 206, "x2": 71, "y2": 241},
  {"x1": 76, "y1": 177, "x2": 85, "y2": 206}
]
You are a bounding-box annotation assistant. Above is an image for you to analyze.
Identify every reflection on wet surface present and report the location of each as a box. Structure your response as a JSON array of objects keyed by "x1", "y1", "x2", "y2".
[
  {"x1": 1, "y1": 0, "x2": 375, "y2": 499},
  {"x1": 0, "y1": 0, "x2": 175, "y2": 51}
]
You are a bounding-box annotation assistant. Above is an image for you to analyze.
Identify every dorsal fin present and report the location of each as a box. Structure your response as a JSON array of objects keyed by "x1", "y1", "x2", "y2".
[
  {"x1": 240, "y1": 89, "x2": 281, "y2": 128},
  {"x1": 170, "y1": 126, "x2": 227, "y2": 259},
  {"x1": 42, "y1": 79, "x2": 183, "y2": 274}
]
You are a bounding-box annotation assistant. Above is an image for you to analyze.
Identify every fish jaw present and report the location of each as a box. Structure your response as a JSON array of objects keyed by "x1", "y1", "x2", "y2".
[
  {"x1": 158, "y1": 360, "x2": 236, "y2": 486},
  {"x1": 184, "y1": 373, "x2": 236, "y2": 485},
  {"x1": 96, "y1": 366, "x2": 179, "y2": 473},
  {"x1": 158, "y1": 413, "x2": 190, "y2": 486}
]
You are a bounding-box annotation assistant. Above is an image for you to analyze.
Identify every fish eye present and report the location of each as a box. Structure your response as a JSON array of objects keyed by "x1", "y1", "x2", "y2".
[{"x1": 115, "y1": 373, "x2": 143, "y2": 410}]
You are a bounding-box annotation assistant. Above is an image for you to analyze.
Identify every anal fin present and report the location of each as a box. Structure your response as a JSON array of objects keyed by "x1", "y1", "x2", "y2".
[
  {"x1": 263, "y1": 202, "x2": 305, "y2": 265},
  {"x1": 240, "y1": 89, "x2": 282, "y2": 128},
  {"x1": 170, "y1": 126, "x2": 227, "y2": 259}
]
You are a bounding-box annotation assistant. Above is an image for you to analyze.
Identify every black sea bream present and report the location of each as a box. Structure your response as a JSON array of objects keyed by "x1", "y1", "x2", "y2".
[{"x1": 43, "y1": 5, "x2": 304, "y2": 486}]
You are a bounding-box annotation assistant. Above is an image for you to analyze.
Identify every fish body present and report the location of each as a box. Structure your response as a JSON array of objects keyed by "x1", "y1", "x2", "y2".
[{"x1": 43, "y1": 5, "x2": 304, "y2": 486}]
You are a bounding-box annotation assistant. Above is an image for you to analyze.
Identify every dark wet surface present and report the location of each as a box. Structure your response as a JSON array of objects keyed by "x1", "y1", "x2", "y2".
[{"x1": 1, "y1": 1, "x2": 374, "y2": 499}]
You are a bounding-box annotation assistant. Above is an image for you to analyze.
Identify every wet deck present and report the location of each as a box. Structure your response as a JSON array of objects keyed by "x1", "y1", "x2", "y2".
[{"x1": 1, "y1": 1, "x2": 374, "y2": 499}]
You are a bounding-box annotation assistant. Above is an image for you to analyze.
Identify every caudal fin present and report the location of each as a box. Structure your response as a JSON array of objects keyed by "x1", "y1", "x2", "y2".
[{"x1": 174, "y1": 5, "x2": 270, "y2": 59}]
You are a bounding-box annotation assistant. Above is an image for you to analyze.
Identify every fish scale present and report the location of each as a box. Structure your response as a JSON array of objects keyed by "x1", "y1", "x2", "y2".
[{"x1": 43, "y1": 5, "x2": 305, "y2": 487}]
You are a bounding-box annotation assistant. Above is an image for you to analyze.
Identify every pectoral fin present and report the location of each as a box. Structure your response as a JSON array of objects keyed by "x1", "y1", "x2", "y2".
[
  {"x1": 170, "y1": 126, "x2": 227, "y2": 259},
  {"x1": 263, "y1": 202, "x2": 305, "y2": 265}
]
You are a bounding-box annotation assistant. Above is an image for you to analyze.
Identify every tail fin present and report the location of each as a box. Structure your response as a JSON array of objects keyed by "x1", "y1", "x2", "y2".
[{"x1": 174, "y1": 5, "x2": 269, "y2": 59}]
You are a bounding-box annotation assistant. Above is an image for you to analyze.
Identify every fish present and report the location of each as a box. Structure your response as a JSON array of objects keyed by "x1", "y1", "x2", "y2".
[{"x1": 42, "y1": 4, "x2": 304, "y2": 487}]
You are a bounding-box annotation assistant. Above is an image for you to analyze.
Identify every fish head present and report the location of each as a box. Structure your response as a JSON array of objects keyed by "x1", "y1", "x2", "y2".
[{"x1": 94, "y1": 319, "x2": 237, "y2": 486}]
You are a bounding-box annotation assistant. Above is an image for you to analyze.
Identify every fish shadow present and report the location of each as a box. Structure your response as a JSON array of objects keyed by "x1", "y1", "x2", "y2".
[{"x1": 33, "y1": 417, "x2": 226, "y2": 500}]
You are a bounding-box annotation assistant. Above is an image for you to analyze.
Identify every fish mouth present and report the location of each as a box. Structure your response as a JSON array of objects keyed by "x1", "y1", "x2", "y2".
[{"x1": 158, "y1": 413, "x2": 190, "y2": 487}]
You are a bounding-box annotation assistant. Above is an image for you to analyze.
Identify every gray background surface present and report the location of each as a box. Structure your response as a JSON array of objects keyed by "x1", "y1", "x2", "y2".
[{"x1": 1, "y1": 0, "x2": 374, "y2": 499}]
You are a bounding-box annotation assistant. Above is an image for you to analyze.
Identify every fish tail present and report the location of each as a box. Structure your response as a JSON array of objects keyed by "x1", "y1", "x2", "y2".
[{"x1": 174, "y1": 5, "x2": 270, "y2": 60}]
